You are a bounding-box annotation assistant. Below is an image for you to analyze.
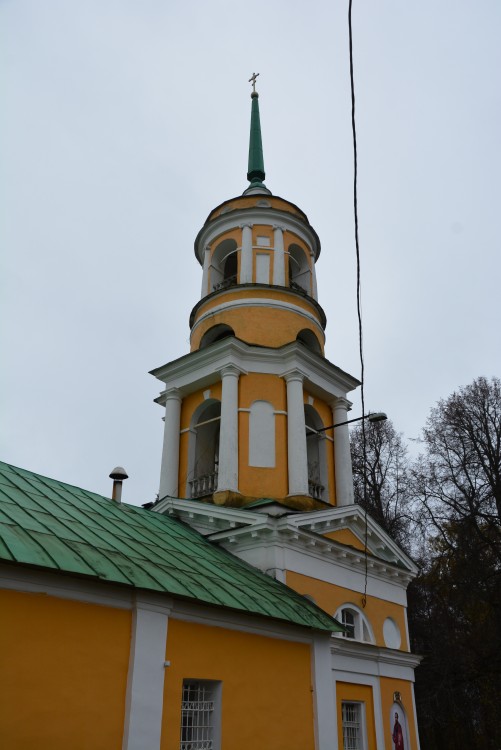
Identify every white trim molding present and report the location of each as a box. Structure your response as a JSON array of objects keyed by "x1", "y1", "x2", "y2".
[{"x1": 122, "y1": 596, "x2": 170, "y2": 750}]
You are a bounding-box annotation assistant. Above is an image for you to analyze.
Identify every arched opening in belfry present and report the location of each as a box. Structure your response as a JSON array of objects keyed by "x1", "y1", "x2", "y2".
[
  {"x1": 304, "y1": 404, "x2": 328, "y2": 501},
  {"x1": 288, "y1": 244, "x2": 311, "y2": 295},
  {"x1": 296, "y1": 328, "x2": 323, "y2": 355},
  {"x1": 211, "y1": 239, "x2": 238, "y2": 292},
  {"x1": 199, "y1": 324, "x2": 235, "y2": 350},
  {"x1": 187, "y1": 400, "x2": 221, "y2": 498}
]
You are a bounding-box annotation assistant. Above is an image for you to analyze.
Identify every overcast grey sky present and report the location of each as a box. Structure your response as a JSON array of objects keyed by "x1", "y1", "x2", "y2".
[{"x1": 2, "y1": 1, "x2": 500, "y2": 505}]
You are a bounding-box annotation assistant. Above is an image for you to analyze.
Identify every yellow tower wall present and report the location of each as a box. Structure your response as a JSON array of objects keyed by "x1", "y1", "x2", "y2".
[
  {"x1": 190, "y1": 287, "x2": 324, "y2": 352},
  {"x1": 161, "y1": 619, "x2": 316, "y2": 750},
  {"x1": 238, "y1": 372, "x2": 289, "y2": 499},
  {"x1": 0, "y1": 589, "x2": 131, "y2": 750}
]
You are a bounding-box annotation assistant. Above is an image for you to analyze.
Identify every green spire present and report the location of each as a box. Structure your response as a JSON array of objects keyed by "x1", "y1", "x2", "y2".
[{"x1": 247, "y1": 91, "x2": 266, "y2": 187}]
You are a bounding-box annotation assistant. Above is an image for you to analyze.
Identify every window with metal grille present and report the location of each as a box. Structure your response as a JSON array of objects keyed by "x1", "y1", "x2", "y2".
[
  {"x1": 342, "y1": 702, "x2": 363, "y2": 750},
  {"x1": 180, "y1": 680, "x2": 221, "y2": 750}
]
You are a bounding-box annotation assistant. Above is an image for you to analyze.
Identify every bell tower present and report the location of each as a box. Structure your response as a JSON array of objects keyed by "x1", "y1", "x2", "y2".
[{"x1": 152, "y1": 81, "x2": 360, "y2": 510}]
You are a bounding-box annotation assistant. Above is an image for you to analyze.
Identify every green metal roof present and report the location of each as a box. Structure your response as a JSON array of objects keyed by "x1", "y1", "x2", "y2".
[{"x1": 0, "y1": 461, "x2": 341, "y2": 633}]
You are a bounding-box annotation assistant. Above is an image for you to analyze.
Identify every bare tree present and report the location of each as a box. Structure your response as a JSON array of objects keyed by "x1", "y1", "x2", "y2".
[
  {"x1": 409, "y1": 377, "x2": 501, "y2": 750},
  {"x1": 350, "y1": 419, "x2": 412, "y2": 548},
  {"x1": 415, "y1": 376, "x2": 501, "y2": 559}
]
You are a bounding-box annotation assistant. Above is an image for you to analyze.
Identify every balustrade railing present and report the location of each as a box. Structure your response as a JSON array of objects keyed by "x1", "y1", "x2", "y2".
[
  {"x1": 213, "y1": 275, "x2": 237, "y2": 292},
  {"x1": 189, "y1": 471, "x2": 218, "y2": 498},
  {"x1": 308, "y1": 479, "x2": 324, "y2": 500}
]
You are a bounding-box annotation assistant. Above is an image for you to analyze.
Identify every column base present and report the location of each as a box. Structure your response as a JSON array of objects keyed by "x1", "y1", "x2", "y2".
[{"x1": 211, "y1": 490, "x2": 329, "y2": 511}]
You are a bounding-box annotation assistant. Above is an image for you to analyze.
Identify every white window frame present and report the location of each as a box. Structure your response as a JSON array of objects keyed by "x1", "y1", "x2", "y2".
[
  {"x1": 341, "y1": 701, "x2": 367, "y2": 750},
  {"x1": 180, "y1": 679, "x2": 222, "y2": 750},
  {"x1": 334, "y1": 604, "x2": 375, "y2": 644}
]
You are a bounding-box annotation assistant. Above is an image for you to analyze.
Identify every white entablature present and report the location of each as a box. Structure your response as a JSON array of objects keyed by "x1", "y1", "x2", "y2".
[
  {"x1": 154, "y1": 496, "x2": 417, "y2": 595},
  {"x1": 151, "y1": 336, "x2": 359, "y2": 404}
]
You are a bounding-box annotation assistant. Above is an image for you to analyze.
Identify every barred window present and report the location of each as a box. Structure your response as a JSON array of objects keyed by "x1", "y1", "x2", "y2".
[
  {"x1": 180, "y1": 680, "x2": 221, "y2": 750},
  {"x1": 342, "y1": 702, "x2": 363, "y2": 750}
]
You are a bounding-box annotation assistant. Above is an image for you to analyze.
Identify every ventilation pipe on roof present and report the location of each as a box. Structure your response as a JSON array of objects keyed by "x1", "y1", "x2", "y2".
[{"x1": 109, "y1": 466, "x2": 128, "y2": 503}]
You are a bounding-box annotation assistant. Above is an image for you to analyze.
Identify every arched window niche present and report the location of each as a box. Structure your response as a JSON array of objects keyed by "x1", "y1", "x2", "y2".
[
  {"x1": 210, "y1": 239, "x2": 238, "y2": 292},
  {"x1": 334, "y1": 603, "x2": 375, "y2": 643},
  {"x1": 199, "y1": 324, "x2": 235, "y2": 350},
  {"x1": 296, "y1": 328, "x2": 323, "y2": 355},
  {"x1": 390, "y1": 701, "x2": 409, "y2": 750},
  {"x1": 249, "y1": 401, "x2": 275, "y2": 468},
  {"x1": 186, "y1": 399, "x2": 221, "y2": 498},
  {"x1": 304, "y1": 405, "x2": 328, "y2": 501},
  {"x1": 288, "y1": 243, "x2": 311, "y2": 295}
]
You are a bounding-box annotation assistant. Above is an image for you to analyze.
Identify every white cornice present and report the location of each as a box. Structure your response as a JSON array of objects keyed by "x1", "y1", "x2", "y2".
[
  {"x1": 330, "y1": 637, "x2": 422, "y2": 671},
  {"x1": 150, "y1": 338, "x2": 359, "y2": 404},
  {"x1": 287, "y1": 505, "x2": 418, "y2": 575},
  {"x1": 154, "y1": 497, "x2": 415, "y2": 588}
]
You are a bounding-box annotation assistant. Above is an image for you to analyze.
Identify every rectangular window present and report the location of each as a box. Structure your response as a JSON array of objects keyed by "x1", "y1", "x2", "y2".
[
  {"x1": 180, "y1": 680, "x2": 221, "y2": 750},
  {"x1": 342, "y1": 702, "x2": 363, "y2": 750}
]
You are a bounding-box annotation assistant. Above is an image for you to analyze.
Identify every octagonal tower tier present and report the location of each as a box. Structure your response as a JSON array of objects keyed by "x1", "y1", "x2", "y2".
[{"x1": 152, "y1": 87, "x2": 360, "y2": 511}]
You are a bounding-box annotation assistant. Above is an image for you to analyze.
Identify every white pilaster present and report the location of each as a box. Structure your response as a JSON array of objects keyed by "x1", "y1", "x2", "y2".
[
  {"x1": 285, "y1": 370, "x2": 309, "y2": 496},
  {"x1": 217, "y1": 365, "x2": 240, "y2": 493},
  {"x1": 159, "y1": 389, "x2": 182, "y2": 499},
  {"x1": 122, "y1": 599, "x2": 170, "y2": 750},
  {"x1": 240, "y1": 224, "x2": 253, "y2": 284},
  {"x1": 332, "y1": 397, "x2": 355, "y2": 507},
  {"x1": 201, "y1": 246, "x2": 211, "y2": 297},
  {"x1": 311, "y1": 635, "x2": 338, "y2": 750},
  {"x1": 273, "y1": 225, "x2": 285, "y2": 286}
]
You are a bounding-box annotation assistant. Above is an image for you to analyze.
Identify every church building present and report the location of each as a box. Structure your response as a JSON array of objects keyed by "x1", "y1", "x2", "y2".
[{"x1": 0, "y1": 82, "x2": 421, "y2": 750}]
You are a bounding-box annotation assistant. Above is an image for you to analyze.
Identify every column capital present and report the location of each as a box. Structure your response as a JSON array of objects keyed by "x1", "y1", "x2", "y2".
[
  {"x1": 332, "y1": 396, "x2": 353, "y2": 413},
  {"x1": 239, "y1": 222, "x2": 253, "y2": 229},
  {"x1": 220, "y1": 364, "x2": 242, "y2": 380},
  {"x1": 272, "y1": 224, "x2": 286, "y2": 232},
  {"x1": 164, "y1": 388, "x2": 182, "y2": 403},
  {"x1": 283, "y1": 369, "x2": 305, "y2": 384}
]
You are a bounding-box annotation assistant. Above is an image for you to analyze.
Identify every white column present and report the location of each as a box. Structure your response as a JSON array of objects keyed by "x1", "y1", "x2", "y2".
[
  {"x1": 240, "y1": 224, "x2": 253, "y2": 284},
  {"x1": 159, "y1": 389, "x2": 182, "y2": 499},
  {"x1": 273, "y1": 225, "x2": 285, "y2": 286},
  {"x1": 201, "y1": 246, "x2": 211, "y2": 297},
  {"x1": 310, "y1": 252, "x2": 318, "y2": 300},
  {"x1": 332, "y1": 397, "x2": 355, "y2": 506},
  {"x1": 217, "y1": 365, "x2": 240, "y2": 493},
  {"x1": 311, "y1": 635, "x2": 337, "y2": 750},
  {"x1": 285, "y1": 370, "x2": 309, "y2": 496},
  {"x1": 122, "y1": 599, "x2": 170, "y2": 750}
]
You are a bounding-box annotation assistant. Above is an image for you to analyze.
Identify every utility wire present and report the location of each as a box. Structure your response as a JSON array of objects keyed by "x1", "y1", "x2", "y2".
[{"x1": 348, "y1": 0, "x2": 369, "y2": 608}]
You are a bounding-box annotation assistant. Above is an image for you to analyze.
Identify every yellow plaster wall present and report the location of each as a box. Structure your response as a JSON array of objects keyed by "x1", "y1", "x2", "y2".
[
  {"x1": 0, "y1": 589, "x2": 130, "y2": 750},
  {"x1": 178, "y1": 384, "x2": 223, "y2": 498},
  {"x1": 285, "y1": 572, "x2": 409, "y2": 651},
  {"x1": 161, "y1": 619, "x2": 315, "y2": 750},
  {"x1": 191, "y1": 293, "x2": 324, "y2": 351},
  {"x1": 323, "y1": 528, "x2": 366, "y2": 551},
  {"x1": 336, "y1": 682, "x2": 377, "y2": 750},
  {"x1": 238, "y1": 373, "x2": 288, "y2": 499},
  {"x1": 380, "y1": 678, "x2": 420, "y2": 750}
]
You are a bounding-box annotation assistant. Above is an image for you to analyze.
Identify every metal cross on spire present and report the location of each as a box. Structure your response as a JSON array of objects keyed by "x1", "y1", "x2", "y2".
[{"x1": 248, "y1": 72, "x2": 260, "y2": 94}]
